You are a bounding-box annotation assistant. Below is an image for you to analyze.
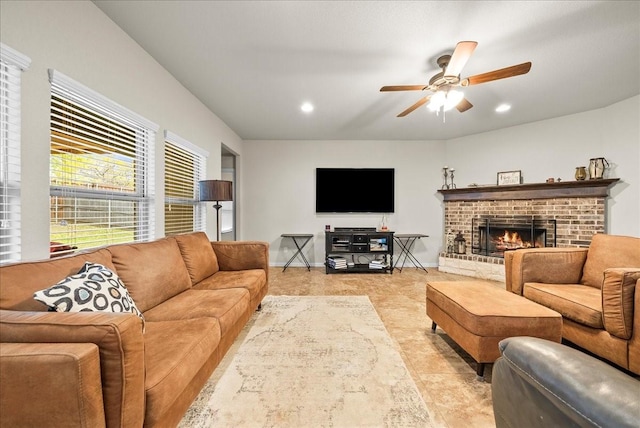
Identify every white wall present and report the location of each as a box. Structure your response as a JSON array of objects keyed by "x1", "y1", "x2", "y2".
[
  {"x1": 1, "y1": 0, "x2": 243, "y2": 260},
  {"x1": 242, "y1": 140, "x2": 446, "y2": 268},
  {"x1": 446, "y1": 95, "x2": 640, "y2": 236},
  {"x1": 244, "y1": 96, "x2": 639, "y2": 268}
]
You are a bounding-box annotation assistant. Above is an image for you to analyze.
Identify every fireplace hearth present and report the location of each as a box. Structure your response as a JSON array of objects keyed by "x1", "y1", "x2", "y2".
[{"x1": 472, "y1": 216, "x2": 556, "y2": 257}]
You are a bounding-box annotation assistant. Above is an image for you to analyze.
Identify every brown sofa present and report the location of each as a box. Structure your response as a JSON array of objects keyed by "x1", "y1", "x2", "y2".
[
  {"x1": 505, "y1": 233, "x2": 640, "y2": 375},
  {"x1": 0, "y1": 232, "x2": 269, "y2": 427}
]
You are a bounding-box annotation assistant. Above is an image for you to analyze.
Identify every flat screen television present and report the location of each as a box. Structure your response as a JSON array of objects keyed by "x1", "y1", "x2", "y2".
[{"x1": 315, "y1": 168, "x2": 395, "y2": 213}]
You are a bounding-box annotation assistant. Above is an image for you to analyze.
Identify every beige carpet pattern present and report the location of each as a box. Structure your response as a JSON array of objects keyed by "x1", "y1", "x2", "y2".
[{"x1": 180, "y1": 295, "x2": 434, "y2": 427}]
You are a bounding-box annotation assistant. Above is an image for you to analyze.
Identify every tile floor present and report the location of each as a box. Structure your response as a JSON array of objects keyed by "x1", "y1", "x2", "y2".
[{"x1": 266, "y1": 266, "x2": 501, "y2": 428}]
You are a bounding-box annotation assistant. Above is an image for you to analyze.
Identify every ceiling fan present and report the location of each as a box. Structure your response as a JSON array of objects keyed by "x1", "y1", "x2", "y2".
[{"x1": 380, "y1": 41, "x2": 531, "y2": 117}]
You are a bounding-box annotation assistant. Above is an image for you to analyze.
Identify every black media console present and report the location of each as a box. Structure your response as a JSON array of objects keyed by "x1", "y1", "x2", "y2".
[{"x1": 325, "y1": 228, "x2": 394, "y2": 274}]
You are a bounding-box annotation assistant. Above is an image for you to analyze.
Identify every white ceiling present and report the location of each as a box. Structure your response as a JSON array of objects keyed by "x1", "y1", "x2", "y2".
[{"x1": 93, "y1": 1, "x2": 639, "y2": 141}]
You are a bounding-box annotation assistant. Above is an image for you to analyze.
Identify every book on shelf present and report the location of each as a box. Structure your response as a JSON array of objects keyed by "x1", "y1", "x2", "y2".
[
  {"x1": 368, "y1": 259, "x2": 389, "y2": 269},
  {"x1": 327, "y1": 256, "x2": 348, "y2": 269}
]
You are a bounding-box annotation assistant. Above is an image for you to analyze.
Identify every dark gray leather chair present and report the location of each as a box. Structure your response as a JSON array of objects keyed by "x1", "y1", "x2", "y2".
[{"x1": 492, "y1": 337, "x2": 640, "y2": 428}]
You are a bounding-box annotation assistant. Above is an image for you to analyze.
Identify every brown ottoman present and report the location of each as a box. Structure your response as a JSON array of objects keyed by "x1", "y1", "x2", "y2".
[{"x1": 426, "y1": 280, "x2": 562, "y2": 380}]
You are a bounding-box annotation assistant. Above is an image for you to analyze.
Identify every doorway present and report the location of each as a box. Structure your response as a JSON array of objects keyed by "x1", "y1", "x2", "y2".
[{"x1": 221, "y1": 145, "x2": 236, "y2": 241}]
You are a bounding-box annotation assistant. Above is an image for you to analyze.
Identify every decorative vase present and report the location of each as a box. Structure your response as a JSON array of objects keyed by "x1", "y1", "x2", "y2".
[
  {"x1": 380, "y1": 214, "x2": 388, "y2": 231},
  {"x1": 575, "y1": 166, "x2": 587, "y2": 181},
  {"x1": 588, "y1": 157, "x2": 609, "y2": 179}
]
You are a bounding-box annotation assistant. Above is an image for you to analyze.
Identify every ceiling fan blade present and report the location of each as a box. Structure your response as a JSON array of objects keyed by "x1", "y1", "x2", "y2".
[
  {"x1": 380, "y1": 85, "x2": 427, "y2": 92},
  {"x1": 456, "y1": 98, "x2": 473, "y2": 112},
  {"x1": 463, "y1": 62, "x2": 532, "y2": 86},
  {"x1": 444, "y1": 41, "x2": 478, "y2": 78},
  {"x1": 397, "y1": 96, "x2": 430, "y2": 117}
]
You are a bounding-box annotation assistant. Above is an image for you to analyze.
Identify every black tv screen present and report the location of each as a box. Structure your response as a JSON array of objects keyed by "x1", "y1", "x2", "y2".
[{"x1": 315, "y1": 168, "x2": 395, "y2": 213}]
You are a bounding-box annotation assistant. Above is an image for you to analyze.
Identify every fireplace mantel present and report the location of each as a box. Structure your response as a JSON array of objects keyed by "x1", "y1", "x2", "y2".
[{"x1": 438, "y1": 178, "x2": 619, "y2": 202}]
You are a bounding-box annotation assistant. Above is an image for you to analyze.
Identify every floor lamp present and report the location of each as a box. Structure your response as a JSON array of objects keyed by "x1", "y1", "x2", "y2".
[{"x1": 199, "y1": 179, "x2": 233, "y2": 241}]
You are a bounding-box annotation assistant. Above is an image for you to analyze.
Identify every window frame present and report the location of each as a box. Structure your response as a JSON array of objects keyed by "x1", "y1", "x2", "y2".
[
  {"x1": 0, "y1": 43, "x2": 31, "y2": 264},
  {"x1": 48, "y1": 70, "x2": 158, "y2": 255},
  {"x1": 164, "y1": 130, "x2": 208, "y2": 236}
]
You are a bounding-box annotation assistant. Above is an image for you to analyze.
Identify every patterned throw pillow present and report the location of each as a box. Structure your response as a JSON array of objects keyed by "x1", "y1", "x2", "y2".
[{"x1": 34, "y1": 262, "x2": 145, "y2": 330}]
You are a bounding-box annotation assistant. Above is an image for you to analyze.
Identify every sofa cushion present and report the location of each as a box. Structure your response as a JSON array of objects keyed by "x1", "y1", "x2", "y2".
[
  {"x1": 33, "y1": 262, "x2": 145, "y2": 328},
  {"x1": 108, "y1": 238, "x2": 191, "y2": 312},
  {"x1": 524, "y1": 283, "x2": 603, "y2": 328},
  {"x1": 143, "y1": 318, "x2": 220, "y2": 426},
  {"x1": 582, "y1": 234, "x2": 640, "y2": 288},
  {"x1": 172, "y1": 232, "x2": 219, "y2": 285},
  {"x1": 211, "y1": 241, "x2": 269, "y2": 273},
  {"x1": 193, "y1": 269, "x2": 266, "y2": 303},
  {"x1": 143, "y1": 288, "x2": 250, "y2": 338},
  {"x1": 602, "y1": 268, "x2": 640, "y2": 340},
  {"x1": 0, "y1": 249, "x2": 115, "y2": 312}
]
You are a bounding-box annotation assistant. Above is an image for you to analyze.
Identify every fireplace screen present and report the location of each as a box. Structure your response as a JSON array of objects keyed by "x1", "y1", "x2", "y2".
[{"x1": 472, "y1": 216, "x2": 556, "y2": 257}]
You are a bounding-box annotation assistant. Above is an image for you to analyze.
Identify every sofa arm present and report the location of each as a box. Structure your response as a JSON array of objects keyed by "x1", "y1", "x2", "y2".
[
  {"x1": 506, "y1": 248, "x2": 588, "y2": 295},
  {"x1": 211, "y1": 241, "x2": 269, "y2": 274},
  {"x1": 602, "y1": 268, "x2": 640, "y2": 340},
  {"x1": 492, "y1": 337, "x2": 640, "y2": 428},
  {"x1": 1, "y1": 342, "x2": 106, "y2": 427},
  {"x1": 0, "y1": 310, "x2": 145, "y2": 428}
]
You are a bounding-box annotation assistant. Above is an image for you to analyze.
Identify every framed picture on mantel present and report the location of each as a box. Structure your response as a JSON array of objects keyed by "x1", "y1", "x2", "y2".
[{"x1": 497, "y1": 170, "x2": 522, "y2": 186}]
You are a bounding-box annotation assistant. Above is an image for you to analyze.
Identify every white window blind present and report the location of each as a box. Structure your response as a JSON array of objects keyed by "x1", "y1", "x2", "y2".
[
  {"x1": 49, "y1": 70, "x2": 158, "y2": 256},
  {"x1": 0, "y1": 44, "x2": 30, "y2": 264},
  {"x1": 164, "y1": 130, "x2": 207, "y2": 236}
]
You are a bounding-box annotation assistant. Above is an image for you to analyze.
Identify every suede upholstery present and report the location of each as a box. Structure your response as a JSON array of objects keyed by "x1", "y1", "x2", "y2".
[
  {"x1": 0, "y1": 310, "x2": 146, "y2": 427},
  {"x1": 0, "y1": 248, "x2": 115, "y2": 311},
  {"x1": 426, "y1": 281, "x2": 562, "y2": 367},
  {"x1": 194, "y1": 269, "x2": 267, "y2": 309},
  {"x1": 506, "y1": 234, "x2": 640, "y2": 375},
  {"x1": 0, "y1": 343, "x2": 106, "y2": 428},
  {"x1": 523, "y1": 283, "x2": 603, "y2": 328},
  {"x1": 109, "y1": 238, "x2": 192, "y2": 312},
  {"x1": 173, "y1": 232, "x2": 220, "y2": 284},
  {"x1": 581, "y1": 234, "x2": 640, "y2": 288},
  {"x1": 601, "y1": 268, "x2": 640, "y2": 339},
  {"x1": 0, "y1": 232, "x2": 269, "y2": 427}
]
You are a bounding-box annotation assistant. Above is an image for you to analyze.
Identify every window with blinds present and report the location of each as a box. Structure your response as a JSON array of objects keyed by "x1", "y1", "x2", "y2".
[
  {"x1": 0, "y1": 44, "x2": 30, "y2": 264},
  {"x1": 164, "y1": 131, "x2": 207, "y2": 236},
  {"x1": 49, "y1": 70, "x2": 158, "y2": 256}
]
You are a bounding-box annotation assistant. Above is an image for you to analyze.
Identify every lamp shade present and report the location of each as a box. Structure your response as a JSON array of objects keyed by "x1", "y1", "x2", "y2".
[{"x1": 199, "y1": 180, "x2": 233, "y2": 202}]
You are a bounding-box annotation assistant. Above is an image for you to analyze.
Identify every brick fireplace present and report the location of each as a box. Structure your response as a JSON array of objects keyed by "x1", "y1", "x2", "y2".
[{"x1": 437, "y1": 179, "x2": 619, "y2": 281}]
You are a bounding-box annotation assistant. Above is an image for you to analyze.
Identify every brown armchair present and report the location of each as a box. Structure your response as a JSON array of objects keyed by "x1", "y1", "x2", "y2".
[{"x1": 505, "y1": 234, "x2": 640, "y2": 375}]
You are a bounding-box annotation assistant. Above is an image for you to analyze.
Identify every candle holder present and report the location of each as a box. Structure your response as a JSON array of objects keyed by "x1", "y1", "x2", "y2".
[
  {"x1": 442, "y1": 167, "x2": 449, "y2": 190},
  {"x1": 449, "y1": 168, "x2": 456, "y2": 189}
]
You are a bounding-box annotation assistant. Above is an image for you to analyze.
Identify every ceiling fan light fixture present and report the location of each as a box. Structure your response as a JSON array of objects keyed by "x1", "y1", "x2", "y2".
[
  {"x1": 427, "y1": 91, "x2": 445, "y2": 112},
  {"x1": 427, "y1": 89, "x2": 464, "y2": 112},
  {"x1": 495, "y1": 103, "x2": 511, "y2": 113}
]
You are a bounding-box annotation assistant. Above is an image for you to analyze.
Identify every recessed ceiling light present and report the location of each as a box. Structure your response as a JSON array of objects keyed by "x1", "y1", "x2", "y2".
[
  {"x1": 301, "y1": 102, "x2": 314, "y2": 113},
  {"x1": 495, "y1": 103, "x2": 511, "y2": 113}
]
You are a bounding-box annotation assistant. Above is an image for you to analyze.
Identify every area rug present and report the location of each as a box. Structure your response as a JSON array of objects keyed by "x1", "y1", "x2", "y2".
[{"x1": 179, "y1": 295, "x2": 434, "y2": 427}]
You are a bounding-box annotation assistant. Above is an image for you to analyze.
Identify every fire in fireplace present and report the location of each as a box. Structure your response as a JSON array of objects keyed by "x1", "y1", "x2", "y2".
[{"x1": 472, "y1": 216, "x2": 556, "y2": 257}]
